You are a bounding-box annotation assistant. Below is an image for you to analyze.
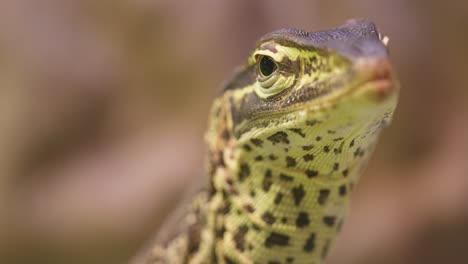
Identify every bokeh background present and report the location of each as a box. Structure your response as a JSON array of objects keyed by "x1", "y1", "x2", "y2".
[{"x1": 1, "y1": 1, "x2": 467, "y2": 263}]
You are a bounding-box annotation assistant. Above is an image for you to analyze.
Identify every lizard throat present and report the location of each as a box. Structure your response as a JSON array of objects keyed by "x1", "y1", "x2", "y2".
[{"x1": 207, "y1": 111, "x2": 383, "y2": 262}]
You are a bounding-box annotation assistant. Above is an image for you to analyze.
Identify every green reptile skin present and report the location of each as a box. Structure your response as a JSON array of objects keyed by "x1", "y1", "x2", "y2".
[{"x1": 145, "y1": 19, "x2": 399, "y2": 264}]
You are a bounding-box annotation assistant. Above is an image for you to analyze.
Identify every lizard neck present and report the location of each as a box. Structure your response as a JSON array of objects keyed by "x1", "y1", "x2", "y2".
[{"x1": 205, "y1": 96, "x2": 379, "y2": 263}]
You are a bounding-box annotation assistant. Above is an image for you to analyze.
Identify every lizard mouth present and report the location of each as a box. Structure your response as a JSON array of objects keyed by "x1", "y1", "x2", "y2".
[{"x1": 350, "y1": 57, "x2": 397, "y2": 102}]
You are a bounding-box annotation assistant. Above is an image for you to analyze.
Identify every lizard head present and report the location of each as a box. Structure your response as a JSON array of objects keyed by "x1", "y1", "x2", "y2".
[{"x1": 224, "y1": 19, "x2": 399, "y2": 141}]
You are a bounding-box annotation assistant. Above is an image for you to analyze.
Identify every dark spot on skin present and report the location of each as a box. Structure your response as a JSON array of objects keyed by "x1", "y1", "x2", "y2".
[
  {"x1": 309, "y1": 55, "x2": 317, "y2": 66},
  {"x1": 333, "y1": 137, "x2": 344, "y2": 141},
  {"x1": 243, "y1": 144, "x2": 252, "y2": 152},
  {"x1": 269, "y1": 154, "x2": 278, "y2": 161},
  {"x1": 252, "y1": 224, "x2": 260, "y2": 231},
  {"x1": 274, "y1": 193, "x2": 283, "y2": 205},
  {"x1": 286, "y1": 256, "x2": 295, "y2": 263},
  {"x1": 226, "y1": 178, "x2": 234, "y2": 186},
  {"x1": 302, "y1": 145, "x2": 314, "y2": 151},
  {"x1": 244, "y1": 204, "x2": 255, "y2": 213},
  {"x1": 250, "y1": 189, "x2": 256, "y2": 197},
  {"x1": 248, "y1": 244, "x2": 254, "y2": 251},
  {"x1": 233, "y1": 224, "x2": 249, "y2": 252},
  {"x1": 213, "y1": 151, "x2": 225, "y2": 168},
  {"x1": 291, "y1": 184, "x2": 305, "y2": 206},
  {"x1": 296, "y1": 212, "x2": 310, "y2": 228},
  {"x1": 221, "y1": 128, "x2": 230, "y2": 141},
  {"x1": 353, "y1": 147, "x2": 360, "y2": 157},
  {"x1": 322, "y1": 240, "x2": 331, "y2": 259},
  {"x1": 327, "y1": 130, "x2": 336, "y2": 134},
  {"x1": 306, "y1": 119, "x2": 319, "y2": 126},
  {"x1": 284, "y1": 148, "x2": 289, "y2": 153},
  {"x1": 238, "y1": 163, "x2": 250, "y2": 182},
  {"x1": 333, "y1": 163, "x2": 339, "y2": 171},
  {"x1": 263, "y1": 169, "x2": 273, "y2": 192},
  {"x1": 265, "y1": 232, "x2": 290, "y2": 248},
  {"x1": 318, "y1": 189, "x2": 330, "y2": 205},
  {"x1": 262, "y1": 212, "x2": 276, "y2": 225},
  {"x1": 288, "y1": 128, "x2": 305, "y2": 138},
  {"x1": 267, "y1": 131, "x2": 290, "y2": 145},
  {"x1": 285, "y1": 156, "x2": 297, "y2": 168},
  {"x1": 323, "y1": 146, "x2": 330, "y2": 153},
  {"x1": 217, "y1": 202, "x2": 231, "y2": 215},
  {"x1": 279, "y1": 173, "x2": 294, "y2": 182},
  {"x1": 254, "y1": 155, "x2": 263, "y2": 161},
  {"x1": 342, "y1": 169, "x2": 349, "y2": 177},
  {"x1": 303, "y1": 153, "x2": 314, "y2": 161},
  {"x1": 303, "y1": 233, "x2": 316, "y2": 252},
  {"x1": 216, "y1": 225, "x2": 226, "y2": 238},
  {"x1": 250, "y1": 138, "x2": 263, "y2": 147},
  {"x1": 339, "y1": 185, "x2": 347, "y2": 196},
  {"x1": 350, "y1": 139, "x2": 355, "y2": 147},
  {"x1": 323, "y1": 216, "x2": 336, "y2": 227},
  {"x1": 305, "y1": 170, "x2": 318, "y2": 178},
  {"x1": 334, "y1": 141, "x2": 344, "y2": 154},
  {"x1": 354, "y1": 147, "x2": 365, "y2": 157},
  {"x1": 224, "y1": 255, "x2": 236, "y2": 264},
  {"x1": 316, "y1": 136, "x2": 322, "y2": 141},
  {"x1": 281, "y1": 217, "x2": 288, "y2": 224}
]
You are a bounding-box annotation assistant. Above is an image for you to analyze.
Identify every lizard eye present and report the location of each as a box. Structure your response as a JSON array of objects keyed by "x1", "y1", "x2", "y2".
[
  {"x1": 258, "y1": 55, "x2": 277, "y2": 77},
  {"x1": 253, "y1": 52, "x2": 293, "y2": 99}
]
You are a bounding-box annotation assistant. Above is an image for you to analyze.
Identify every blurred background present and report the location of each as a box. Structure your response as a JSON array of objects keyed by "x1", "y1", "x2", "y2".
[{"x1": 1, "y1": 0, "x2": 467, "y2": 263}]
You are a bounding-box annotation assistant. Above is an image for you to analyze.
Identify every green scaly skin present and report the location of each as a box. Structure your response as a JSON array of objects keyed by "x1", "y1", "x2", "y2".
[{"x1": 145, "y1": 19, "x2": 399, "y2": 264}]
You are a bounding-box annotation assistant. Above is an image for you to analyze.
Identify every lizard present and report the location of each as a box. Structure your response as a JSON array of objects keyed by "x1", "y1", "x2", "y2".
[{"x1": 140, "y1": 19, "x2": 399, "y2": 264}]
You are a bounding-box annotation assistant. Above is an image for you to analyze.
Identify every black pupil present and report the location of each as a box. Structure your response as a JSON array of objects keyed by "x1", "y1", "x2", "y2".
[{"x1": 259, "y1": 56, "x2": 277, "y2": 77}]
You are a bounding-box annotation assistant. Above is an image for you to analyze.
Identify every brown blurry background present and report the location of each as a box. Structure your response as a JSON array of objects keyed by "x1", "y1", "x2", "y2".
[{"x1": 1, "y1": 1, "x2": 467, "y2": 263}]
